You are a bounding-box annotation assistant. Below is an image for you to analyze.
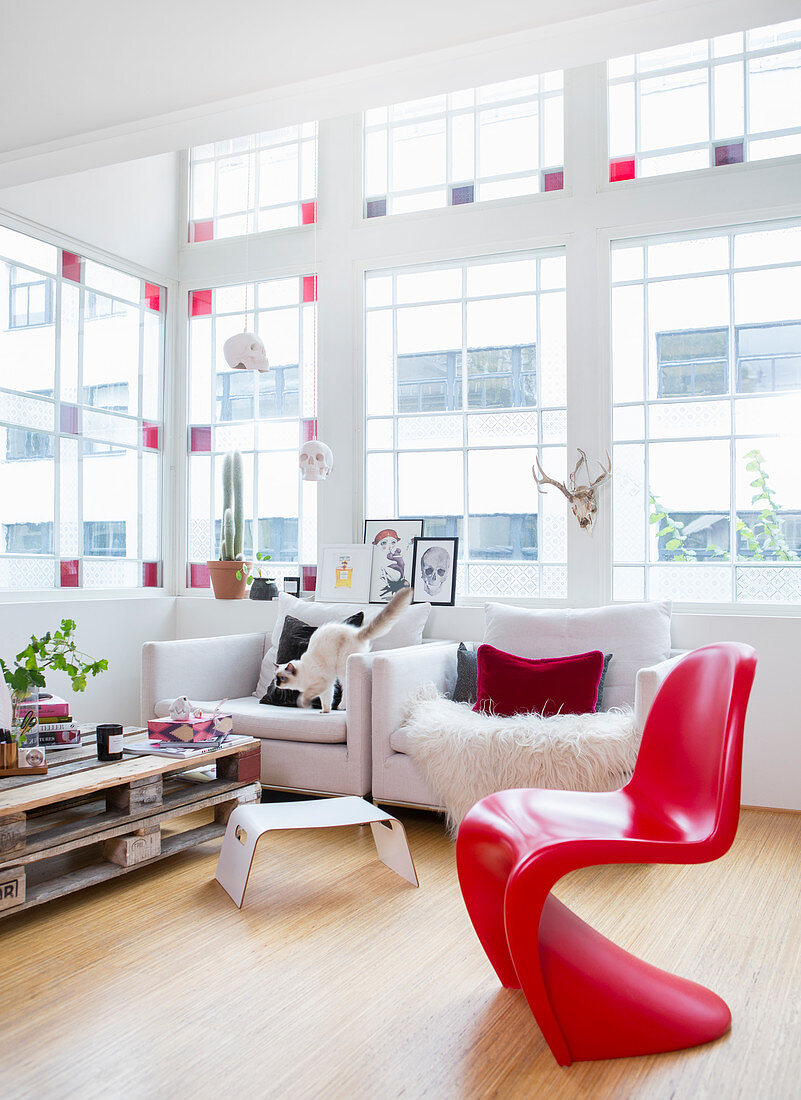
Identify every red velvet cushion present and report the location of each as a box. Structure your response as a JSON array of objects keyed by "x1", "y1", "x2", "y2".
[{"x1": 473, "y1": 645, "x2": 605, "y2": 718}]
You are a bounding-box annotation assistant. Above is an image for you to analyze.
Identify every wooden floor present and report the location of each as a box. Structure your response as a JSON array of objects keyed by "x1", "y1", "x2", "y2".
[{"x1": 1, "y1": 806, "x2": 799, "y2": 1100}]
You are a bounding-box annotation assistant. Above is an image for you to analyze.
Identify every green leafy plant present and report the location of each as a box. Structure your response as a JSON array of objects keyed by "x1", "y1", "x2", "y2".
[
  {"x1": 737, "y1": 448, "x2": 798, "y2": 561},
  {"x1": 1, "y1": 619, "x2": 108, "y2": 695},
  {"x1": 649, "y1": 492, "x2": 698, "y2": 561},
  {"x1": 240, "y1": 551, "x2": 273, "y2": 586}
]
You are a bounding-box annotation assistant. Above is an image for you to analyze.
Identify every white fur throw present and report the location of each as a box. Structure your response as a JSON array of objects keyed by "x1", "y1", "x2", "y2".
[{"x1": 395, "y1": 684, "x2": 641, "y2": 834}]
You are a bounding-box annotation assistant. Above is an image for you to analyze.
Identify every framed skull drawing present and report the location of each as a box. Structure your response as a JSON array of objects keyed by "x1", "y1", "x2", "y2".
[{"x1": 410, "y1": 536, "x2": 458, "y2": 606}]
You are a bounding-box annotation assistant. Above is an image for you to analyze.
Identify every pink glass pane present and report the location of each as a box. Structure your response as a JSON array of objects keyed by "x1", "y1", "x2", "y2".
[
  {"x1": 190, "y1": 425, "x2": 212, "y2": 452},
  {"x1": 62, "y1": 251, "x2": 83, "y2": 282},
  {"x1": 191, "y1": 219, "x2": 214, "y2": 243},
  {"x1": 302, "y1": 565, "x2": 317, "y2": 593},
  {"x1": 609, "y1": 157, "x2": 636, "y2": 183},
  {"x1": 60, "y1": 403, "x2": 79, "y2": 435},
  {"x1": 144, "y1": 283, "x2": 161, "y2": 311},
  {"x1": 142, "y1": 421, "x2": 160, "y2": 450},
  {"x1": 714, "y1": 142, "x2": 744, "y2": 166},
  {"x1": 302, "y1": 275, "x2": 317, "y2": 303},
  {"x1": 543, "y1": 170, "x2": 564, "y2": 192},
  {"x1": 190, "y1": 289, "x2": 212, "y2": 317},
  {"x1": 302, "y1": 201, "x2": 317, "y2": 225},
  {"x1": 188, "y1": 563, "x2": 210, "y2": 588},
  {"x1": 60, "y1": 559, "x2": 80, "y2": 587},
  {"x1": 301, "y1": 418, "x2": 317, "y2": 443},
  {"x1": 142, "y1": 561, "x2": 161, "y2": 587}
]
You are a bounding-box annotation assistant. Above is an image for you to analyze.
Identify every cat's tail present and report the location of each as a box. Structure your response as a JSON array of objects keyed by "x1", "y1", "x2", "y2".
[{"x1": 357, "y1": 586, "x2": 414, "y2": 643}]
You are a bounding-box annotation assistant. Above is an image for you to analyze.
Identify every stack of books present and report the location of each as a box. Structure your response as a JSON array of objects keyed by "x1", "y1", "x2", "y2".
[{"x1": 26, "y1": 694, "x2": 82, "y2": 748}]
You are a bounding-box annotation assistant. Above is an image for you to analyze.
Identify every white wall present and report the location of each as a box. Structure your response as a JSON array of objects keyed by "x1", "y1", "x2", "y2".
[
  {"x1": 0, "y1": 154, "x2": 179, "y2": 278},
  {"x1": 0, "y1": 596, "x2": 175, "y2": 728}
]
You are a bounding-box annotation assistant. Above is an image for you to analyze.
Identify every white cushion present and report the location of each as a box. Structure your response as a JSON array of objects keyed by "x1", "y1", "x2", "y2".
[
  {"x1": 483, "y1": 601, "x2": 672, "y2": 711},
  {"x1": 155, "y1": 695, "x2": 346, "y2": 744},
  {"x1": 253, "y1": 592, "x2": 430, "y2": 697}
]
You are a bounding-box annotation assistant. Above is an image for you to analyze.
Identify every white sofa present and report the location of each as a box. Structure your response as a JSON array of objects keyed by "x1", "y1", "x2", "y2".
[{"x1": 370, "y1": 601, "x2": 686, "y2": 810}]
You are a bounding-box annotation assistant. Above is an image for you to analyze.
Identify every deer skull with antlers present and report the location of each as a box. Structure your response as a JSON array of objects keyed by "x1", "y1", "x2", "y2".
[{"x1": 532, "y1": 449, "x2": 611, "y2": 530}]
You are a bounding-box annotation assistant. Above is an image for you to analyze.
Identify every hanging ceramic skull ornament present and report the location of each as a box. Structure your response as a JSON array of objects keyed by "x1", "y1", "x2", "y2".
[
  {"x1": 223, "y1": 332, "x2": 270, "y2": 373},
  {"x1": 299, "y1": 439, "x2": 333, "y2": 481}
]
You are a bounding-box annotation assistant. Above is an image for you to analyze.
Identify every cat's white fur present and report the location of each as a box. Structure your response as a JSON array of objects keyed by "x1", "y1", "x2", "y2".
[{"x1": 273, "y1": 587, "x2": 413, "y2": 712}]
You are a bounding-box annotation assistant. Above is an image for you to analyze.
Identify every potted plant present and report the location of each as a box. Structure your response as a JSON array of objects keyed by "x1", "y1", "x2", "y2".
[
  {"x1": 247, "y1": 553, "x2": 278, "y2": 600},
  {"x1": 207, "y1": 450, "x2": 251, "y2": 599},
  {"x1": 0, "y1": 619, "x2": 108, "y2": 743}
]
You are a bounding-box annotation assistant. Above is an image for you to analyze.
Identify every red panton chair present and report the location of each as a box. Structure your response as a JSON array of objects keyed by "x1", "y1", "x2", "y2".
[{"x1": 456, "y1": 642, "x2": 757, "y2": 1066}]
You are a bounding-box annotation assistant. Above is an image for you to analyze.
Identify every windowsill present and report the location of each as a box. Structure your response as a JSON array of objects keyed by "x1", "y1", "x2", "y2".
[{"x1": 0, "y1": 588, "x2": 171, "y2": 605}]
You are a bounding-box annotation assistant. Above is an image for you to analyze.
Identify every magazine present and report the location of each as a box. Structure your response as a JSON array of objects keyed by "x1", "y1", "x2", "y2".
[{"x1": 123, "y1": 734, "x2": 252, "y2": 758}]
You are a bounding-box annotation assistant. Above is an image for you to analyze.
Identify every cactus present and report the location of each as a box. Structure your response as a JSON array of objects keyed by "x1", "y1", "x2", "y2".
[{"x1": 219, "y1": 450, "x2": 245, "y2": 561}]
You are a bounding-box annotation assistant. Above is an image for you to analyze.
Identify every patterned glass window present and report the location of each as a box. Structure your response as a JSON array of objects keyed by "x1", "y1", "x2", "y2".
[
  {"x1": 186, "y1": 275, "x2": 318, "y2": 588},
  {"x1": 365, "y1": 251, "x2": 567, "y2": 599},
  {"x1": 188, "y1": 125, "x2": 318, "y2": 243},
  {"x1": 363, "y1": 73, "x2": 564, "y2": 219},
  {"x1": 608, "y1": 18, "x2": 801, "y2": 181},
  {"x1": 612, "y1": 221, "x2": 801, "y2": 605},
  {"x1": 0, "y1": 224, "x2": 165, "y2": 589}
]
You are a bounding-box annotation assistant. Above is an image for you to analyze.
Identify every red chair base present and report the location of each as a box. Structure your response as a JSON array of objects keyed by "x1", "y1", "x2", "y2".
[{"x1": 531, "y1": 894, "x2": 731, "y2": 1064}]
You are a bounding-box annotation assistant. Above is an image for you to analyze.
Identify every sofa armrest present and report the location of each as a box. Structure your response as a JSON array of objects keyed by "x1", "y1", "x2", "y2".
[
  {"x1": 371, "y1": 642, "x2": 460, "y2": 766},
  {"x1": 634, "y1": 651, "x2": 689, "y2": 731},
  {"x1": 140, "y1": 633, "x2": 266, "y2": 724}
]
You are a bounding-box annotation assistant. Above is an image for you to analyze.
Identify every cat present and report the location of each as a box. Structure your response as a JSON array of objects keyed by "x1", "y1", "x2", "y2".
[{"x1": 273, "y1": 586, "x2": 413, "y2": 713}]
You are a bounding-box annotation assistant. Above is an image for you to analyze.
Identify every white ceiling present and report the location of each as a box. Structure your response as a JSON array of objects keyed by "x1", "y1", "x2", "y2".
[{"x1": 1, "y1": 0, "x2": 797, "y2": 185}]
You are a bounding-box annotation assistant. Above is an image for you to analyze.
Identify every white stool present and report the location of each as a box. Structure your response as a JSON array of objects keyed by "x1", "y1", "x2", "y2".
[{"x1": 215, "y1": 795, "x2": 419, "y2": 908}]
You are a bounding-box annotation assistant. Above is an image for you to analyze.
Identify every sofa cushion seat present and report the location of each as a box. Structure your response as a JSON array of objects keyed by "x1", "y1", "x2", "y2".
[{"x1": 153, "y1": 696, "x2": 347, "y2": 744}]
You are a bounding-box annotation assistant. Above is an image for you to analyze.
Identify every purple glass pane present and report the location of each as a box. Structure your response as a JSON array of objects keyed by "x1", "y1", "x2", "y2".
[
  {"x1": 450, "y1": 184, "x2": 474, "y2": 206},
  {"x1": 366, "y1": 198, "x2": 387, "y2": 218},
  {"x1": 715, "y1": 142, "x2": 744, "y2": 166}
]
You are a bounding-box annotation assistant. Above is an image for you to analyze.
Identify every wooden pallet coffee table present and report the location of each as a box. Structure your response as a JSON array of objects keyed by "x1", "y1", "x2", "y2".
[{"x1": 0, "y1": 728, "x2": 261, "y2": 918}]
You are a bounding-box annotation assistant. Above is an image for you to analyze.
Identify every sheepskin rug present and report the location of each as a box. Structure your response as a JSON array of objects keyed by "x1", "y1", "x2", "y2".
[{"x1": 395, "y1": 683, "x2": 641, "y2": 833}]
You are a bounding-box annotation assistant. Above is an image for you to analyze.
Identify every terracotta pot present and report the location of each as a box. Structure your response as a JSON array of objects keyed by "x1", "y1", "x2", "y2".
[{"x1": 207, "y1": 560, "x2": 250, "y2": 599}]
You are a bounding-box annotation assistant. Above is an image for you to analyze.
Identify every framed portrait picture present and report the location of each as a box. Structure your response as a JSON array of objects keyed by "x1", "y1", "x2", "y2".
[
  {"x1": 364, "y1": 518, "x2": 424, "y2": 604},
  {"x1": 316, "y1": 545, "x2": 373, "y2": 603},
  {"x1": 410, "y1": 537, "x2": 459, "y2": 606}
]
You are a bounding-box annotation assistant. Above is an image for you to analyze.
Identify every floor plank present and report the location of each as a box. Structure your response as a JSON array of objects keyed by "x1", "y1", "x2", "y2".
[{"x1": 0, "y1": 807, "x2": 798, "y2": 1099}]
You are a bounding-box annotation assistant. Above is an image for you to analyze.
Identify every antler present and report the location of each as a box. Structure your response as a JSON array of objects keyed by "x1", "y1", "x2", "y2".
[
  {"x1": 532, "y1": 456, "x2": 574, "y2": 501},
  {"x1": 588, "y1": 449, "x2": 612, "y2": 489}
]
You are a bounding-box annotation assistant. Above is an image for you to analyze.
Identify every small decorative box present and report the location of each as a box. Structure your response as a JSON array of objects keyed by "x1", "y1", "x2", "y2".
[{"x1": 146, "y1": 713, "x2": 233, "y2": 743}]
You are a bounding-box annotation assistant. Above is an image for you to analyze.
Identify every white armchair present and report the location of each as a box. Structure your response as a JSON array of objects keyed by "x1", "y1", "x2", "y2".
[
  {"x1": 141, "y1": 632, "x2": 376, "y2": 797},
  {"x1": 370, "y1": 599, "x2": 685, "y2": 810}
]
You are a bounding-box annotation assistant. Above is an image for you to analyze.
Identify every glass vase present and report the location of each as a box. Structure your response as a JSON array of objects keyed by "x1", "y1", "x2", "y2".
[{"x1": 11, "y1": 688, "x2": 40, "y2": 748}]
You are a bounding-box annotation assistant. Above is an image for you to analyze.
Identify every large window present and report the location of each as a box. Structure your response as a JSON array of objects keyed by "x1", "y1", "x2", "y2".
[
  {"x1": 0, "y1": 225, "x2": 165, "y2": 589},
  {"x1": 612, "y1": 221, "x2": 801, "y2": 604},
  {"x1": 608, "y1": 18, "x2": 801, "y2": 182},
  {"x1": 364, "y1": 73, "x2": 564, "y2": 219},
  {"x1": 365, "y1": 251, "x2": 567, "y2": 598},
  {"x1": 186, "y1": 275, "x2": 317, "y2": 587},
  {"x1": 189, "y1": 125, "x2": 318, "y2": 243}
]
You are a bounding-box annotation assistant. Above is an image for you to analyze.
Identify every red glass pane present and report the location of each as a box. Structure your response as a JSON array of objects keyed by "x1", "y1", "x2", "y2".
[
  {"x1": 302, "y1": 275, "x2": 317, "y2": 303},
  {"x1": 301, "y1": 418, "x2": 317, "y2": 443},
  {"x1": 609, "y1": 157, "x2": 636, "y2": 183},
  {"x1": 60, "y1": 403, "x2": 79, "y2": 435},
  {"x1": 142, "y1": 562, "x2": 161, "y2": 587},
  {"x1": 144, "y1": 283, "x2": 161, "y2": 311},
  {"x1": 142, "y1": 421, "x2": 160, "y2": 449},
  {"x1": 714, "y1": 142, "x2": 744, "y2": 166},
  {"x1": 60, "y1": 559, "x2": 80, "y2": 588},
  {"x1": 543, "y1": 170, "x2": 564, "y2": 192},
  {"x1": 191, "y1": 219, "x2": 214, "y2": 243},
  {"x1": 302, "y1": 201, "x2": 317, "y2": 225},
  {"x1": 301, "y1": 565, "x2": 317, "y2": 593},
  {"x1": 190, "y1": 425, "x2": 212, "y2": 452},
  {"x1": 188, "y1": 563, "x2": 210, "y2": 588},
  {"x1": 190, "y1": 289, "x2": 212, "y2": 317},
  {"x1": 62, "y1": 251, "x2": 83, "y2": 282}
]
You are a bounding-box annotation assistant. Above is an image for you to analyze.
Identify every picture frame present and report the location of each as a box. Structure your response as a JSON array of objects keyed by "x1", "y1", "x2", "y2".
[
  {"x1": 282, "y1": 576, "x2": 301, "y2": 597},
  {"x1": 364, "y1": 518, "x2": 424, "y2": 604},
  {"x1": 410, "y1": 536, "x2": 459, "y2": 606},
  {"x1": 316, "y1": 545, "x2": 373, "y2": 603}
]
